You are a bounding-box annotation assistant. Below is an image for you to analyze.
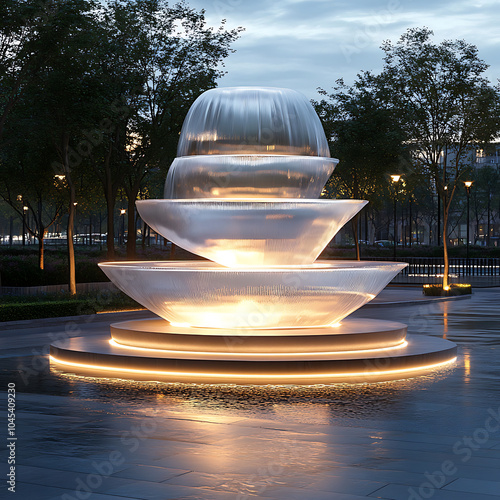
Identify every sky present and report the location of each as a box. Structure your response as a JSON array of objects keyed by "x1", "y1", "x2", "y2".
[{"x1": 186, "y1": 0, "x2": 500, "y2": 101}]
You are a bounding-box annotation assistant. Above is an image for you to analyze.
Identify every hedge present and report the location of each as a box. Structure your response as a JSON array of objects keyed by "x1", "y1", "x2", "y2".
[
  {"x1": 422, "y1": 284, "x2": 472, "y2": 296},
  {"x1": 0, "y1": 300, "x2": 97, "y2": 322}
]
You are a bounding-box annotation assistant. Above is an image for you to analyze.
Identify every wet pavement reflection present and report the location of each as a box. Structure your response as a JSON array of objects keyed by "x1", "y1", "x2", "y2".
[{"x1": 1, "y1": 288, "x2": 500, "y2": 499}]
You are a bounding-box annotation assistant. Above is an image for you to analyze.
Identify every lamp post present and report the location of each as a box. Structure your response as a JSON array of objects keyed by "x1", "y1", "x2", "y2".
[
  {"x1": 22, "y1": 205, "x2": 28, "y2": 246},
  {"x1": 464, "y1": 181, "x2": 473, "y2": 274},
  {"x1": 390, "y1": 175, "x2": 401, "y2": 260},
  {"x1": 120, "y1": 208, "x2": 126, "y2": 246}
]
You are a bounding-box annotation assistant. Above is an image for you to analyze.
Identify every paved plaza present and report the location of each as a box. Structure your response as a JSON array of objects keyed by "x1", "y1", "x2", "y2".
[{"x1": 1, "y1": 286, "x2": 500, "y2": 500}]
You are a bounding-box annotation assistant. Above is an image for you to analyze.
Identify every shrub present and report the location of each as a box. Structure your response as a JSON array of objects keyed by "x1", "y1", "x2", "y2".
[{"x1": 422, "y1": 284, "x2": 472, "y2": 296}]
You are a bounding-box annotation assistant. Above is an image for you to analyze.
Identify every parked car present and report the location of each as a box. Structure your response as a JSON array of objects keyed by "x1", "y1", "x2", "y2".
[{"x1": 374, "y1": 240, "x2": 394, "y2": 247}]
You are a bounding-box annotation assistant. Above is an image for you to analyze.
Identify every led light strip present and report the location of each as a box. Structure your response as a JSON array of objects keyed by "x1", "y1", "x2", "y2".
[
  {"x1": 50, "y1": 355, "x2": 457, "y2": 380},
  {"x1": 108, "y1": 338, "x2": 408, "y2": 357}
]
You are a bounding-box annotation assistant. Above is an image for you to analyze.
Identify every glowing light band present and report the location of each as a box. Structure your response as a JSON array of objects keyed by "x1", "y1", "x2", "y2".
[
  {"x1": 50, "y1": 355, "x2": 457, "y2": 381},
  {"x1": 108, "y1": 338, "x2": 409, "y2": 356}
]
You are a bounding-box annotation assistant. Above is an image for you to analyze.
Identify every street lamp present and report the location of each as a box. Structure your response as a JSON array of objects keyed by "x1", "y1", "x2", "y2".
[
  {"x1": 22, "y1": 205, "x2": 28, "y2": 246},
  {"x1": 390, "y1": 175, "x2": 402, "y2": 259},
  {"x1": 120, "y1": 208, "x2": 126, "y2": 245},
  {"x1": 464, "y1": 181, "x2": 473, "y2": 274}
]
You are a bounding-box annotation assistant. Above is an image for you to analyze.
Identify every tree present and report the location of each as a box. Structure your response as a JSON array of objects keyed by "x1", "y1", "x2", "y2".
[
  {"x1": 122, "y1": 0, "x2": 243, "y2": 258},
  {"x1": 33, "y1": 0, "x2": 105, "y2": 294},
  {"x1": 83, "y1": 0, "x2": 243, "y2": 259},
  {"x1": 0, "y1": 124, "x2": 63, "y2": 269},
  {"x1": 313, "y1": 73, "x2": 409, "y2": 259},
  {"x1": 0, "y1": 0, "x2": 62, "y2": 145},
  {"x1": 380, "y1": 28, "x2": 500, "y2": 287},
  {"x1": 470, "y1": 164, "x2": 500, "y2": 246}
]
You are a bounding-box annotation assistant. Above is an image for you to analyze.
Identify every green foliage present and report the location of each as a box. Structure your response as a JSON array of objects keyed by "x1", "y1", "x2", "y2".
[
  {"x1": 0, "y1": 291, "x2": 142, "y2": 321},
  {"x1": 422, "y1": 284, "x2": 472, "y2": 296},
  {"x1": 0, "y1": 249, "x2": 106, "y2": 286},
  {"x1": 380, "y1": 27, "x2": 500, "y2": 195},
  {"x1": 0, "y1": 0, "x2": 243, "y2": 272},
  {"x1": 314, "y1": 73, "x2": 410, "y2": 204},
  {"x1": 0, "y1": 299, "x2": 96, "y2": 321}
]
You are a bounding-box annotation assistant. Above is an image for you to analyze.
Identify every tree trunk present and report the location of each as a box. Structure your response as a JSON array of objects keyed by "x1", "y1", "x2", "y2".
[
  {"x1": 67, "y1": 184, "x2": 77, "y2": 296},
  {"x1": 37, "y1": 199, "x2": 44, "y2": 269},
  {"x1": 38, "y1": 237, "x2": 44, "y2": 270},
  {"x1": 351, "y1": 216, "x2": 360, "y2": 261},
  {"x1": 126, "y1": 192, "x2": 137, "y2": 259},
  {"x1": 106, "y1": 182, "x2": 115, "y2": 260},
  {"x1": 141, "y1": 219, "x2": 146, "y2": 250},
  {"x1": 487, "y1": 194, "x2": 491, "y2": 246},
  {"x1": 442, "y1": 206, "x2": 449, "y2": 289}
]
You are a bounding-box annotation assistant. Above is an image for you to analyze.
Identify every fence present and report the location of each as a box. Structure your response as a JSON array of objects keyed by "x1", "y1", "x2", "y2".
[{"x1": 370, "y1": 257, "x2": 500, "y2": 285}]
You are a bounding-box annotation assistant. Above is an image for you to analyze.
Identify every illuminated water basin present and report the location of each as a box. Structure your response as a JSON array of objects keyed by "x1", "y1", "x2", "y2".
[
  {"x1": 99, "y1": 260, "x2": 407, "y2": 329},
  {"x1": 177, "y1": 87, "x2": 330, "y2": 157},
  {"x1": 136, "y1": 199, "x2": 367, "y2": 267},
  {"x1": 164, "y1": 155, "x2": 338, "y2": 199}
]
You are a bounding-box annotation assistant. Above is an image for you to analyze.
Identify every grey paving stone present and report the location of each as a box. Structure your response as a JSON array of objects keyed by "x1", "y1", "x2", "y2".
[
  {"x1": 14, "y1": 482, "x2": 138, "y2": 500},
  {"x1": 112, "y1": 464, "x2": 191, "y2": 482},
  {"x1": 306, "y1": 476, "x2": 389, "y2": 496},
  {"x1": 105, "y1": 480, "x2": 270, "y2": 499},
  {"x1": 2, "y1": 289, "x2": 500, "y2": 500},
  {"x1": 368, "y1": 482, "x2": 500, "y2": 500},
  {"x1": 443, "y1": 477, "x2": 500, "y2": 496}
]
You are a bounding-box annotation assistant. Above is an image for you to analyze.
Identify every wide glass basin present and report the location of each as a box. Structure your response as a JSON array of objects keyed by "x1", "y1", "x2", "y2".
[
  {"x1": 164, "y1": 155, "x2": 338, "y2": 199},
  {"x1": 176, "y1": 87, "x2": 330, "y2": 157},
  {"x1": 99, "y1": 261, "x2": 407, "y2": 329},
  {"x1": 136, "y1": 199, "x2": 367, "y2": 267}
]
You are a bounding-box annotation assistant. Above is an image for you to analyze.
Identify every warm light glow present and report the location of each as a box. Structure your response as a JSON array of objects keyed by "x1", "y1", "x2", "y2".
[
  {"x1": 99, "y1": 261, "x2": 406, "y2": 329},
  {"x1": 73, "y1": 202, "x2": 78, "y2": 206},
  {"x1": 464, "y1": 181, "x2": 473, "y2": 188},
  {"x1": 443, "y1": 286, "x2": 450, "y2": 291},
  {"x1": 464, "y1": 351, "x2": 471, "y2": 382},
  {"x1": 17, "y1": 194, "x2": 22, "y2": 201},
  {"x1": 49, "y1": 355, "x2": 457, "y2": 381},
  {"x1": 23, "y1": 206, "x2": 28, "y2": 212},
  {"x1": 54, "y1": 174, "x2": 66, "y2": 180},
  {"x1": 135, "y1": 199, "x2": 368, "y2": 267},
  {"x1": 53, "y1": 86, "x2": 457, "y2": 387},
  {"x1": 108, "y1": 338, "x2": 409, "y2": 356}
]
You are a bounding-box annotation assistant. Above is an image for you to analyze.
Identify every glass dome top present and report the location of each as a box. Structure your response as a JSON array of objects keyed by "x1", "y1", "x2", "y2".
[{"x1": 176, "y1": 87, "x2": 331, "y2": 157}]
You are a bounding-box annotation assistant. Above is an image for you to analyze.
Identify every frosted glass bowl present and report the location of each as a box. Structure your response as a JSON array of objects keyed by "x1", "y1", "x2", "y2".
[
  {"x1": 177, "y1": 87, "x2": 331, "y2": 157},
  {"x1": 164, "y1": 155, "x2": 338, "y2": 199},
  {"x1": 136, "y1": 199, "x2": 367, "y2": 267},
  {"x1": 99, "y1": 261, "x2": 407, "y2": 329}
]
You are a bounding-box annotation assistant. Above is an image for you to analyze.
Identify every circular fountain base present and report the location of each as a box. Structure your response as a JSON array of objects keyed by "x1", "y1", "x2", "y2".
[{"x1": 50, "y1": 319, "x2": 457, "y2": 385}]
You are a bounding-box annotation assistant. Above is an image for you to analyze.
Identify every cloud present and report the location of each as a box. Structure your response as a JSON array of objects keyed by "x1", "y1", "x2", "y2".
[{"x1": 189, "y1": 0, "x2": 500, "y2": 99}]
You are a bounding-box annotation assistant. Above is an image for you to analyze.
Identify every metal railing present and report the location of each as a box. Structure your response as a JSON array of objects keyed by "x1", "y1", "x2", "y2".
[{"x1": 369, "y1": 257, "x2": 500, "y2": 285}]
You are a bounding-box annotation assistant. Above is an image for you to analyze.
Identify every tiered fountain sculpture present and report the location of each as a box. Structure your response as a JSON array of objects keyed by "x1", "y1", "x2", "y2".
[{"x1": 50, "y1": 87, "x2": 457, "y2": 384}]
